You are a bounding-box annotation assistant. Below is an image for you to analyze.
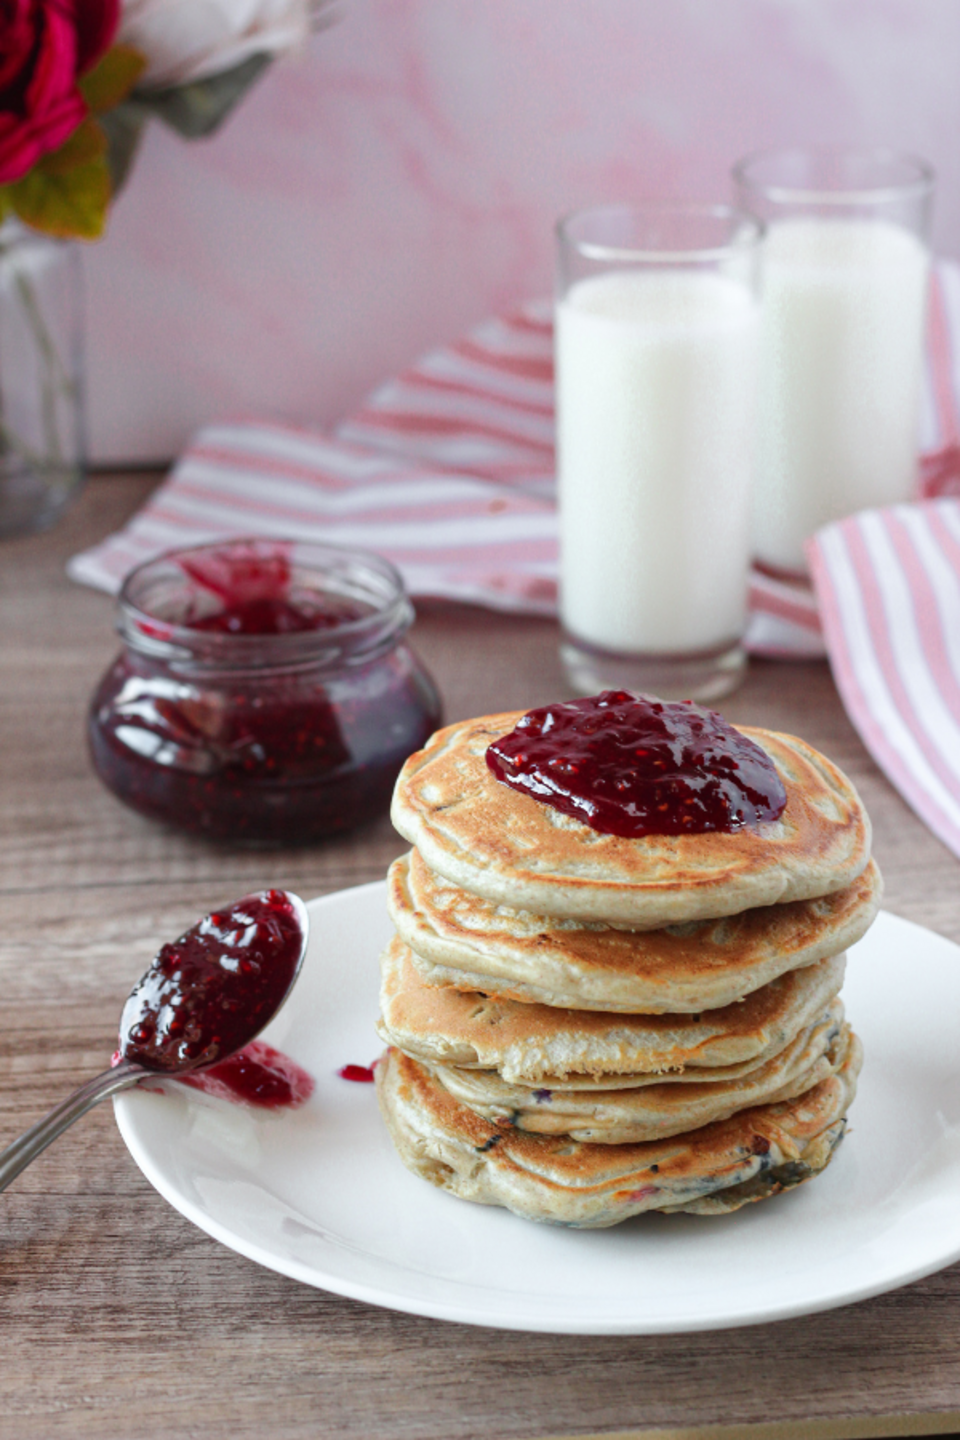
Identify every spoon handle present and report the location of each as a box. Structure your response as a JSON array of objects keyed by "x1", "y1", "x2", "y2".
[{"x1": 0, "y1": 1058, "x2": 149, "y2": 1194}]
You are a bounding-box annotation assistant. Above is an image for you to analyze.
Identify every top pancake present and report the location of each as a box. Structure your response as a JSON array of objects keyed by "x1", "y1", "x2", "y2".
[{"x1": 391, "y1": 712, "x2": 872, "y2": 928}]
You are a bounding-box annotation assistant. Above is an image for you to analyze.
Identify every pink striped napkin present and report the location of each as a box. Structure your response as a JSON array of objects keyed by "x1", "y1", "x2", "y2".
[
  {"x1": 68, "y1": 425, "x2": 560, "y2": 612},
  {"x1": 808, "y1": 498, "x2": 960, "y2": 859},
  {"x1": 69, "y1": 265, "x2": 960, "y2": 664}
]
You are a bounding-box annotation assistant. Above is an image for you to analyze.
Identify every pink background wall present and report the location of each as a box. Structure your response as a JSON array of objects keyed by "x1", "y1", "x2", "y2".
[{"x1": 86, "y1": 0, "x2": 960, "y2": 463}]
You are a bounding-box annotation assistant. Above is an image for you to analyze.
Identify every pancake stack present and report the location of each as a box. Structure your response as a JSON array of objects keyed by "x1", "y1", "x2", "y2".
[{"x1": 375, "y1": 703, "x2": 879, "y2": 1228}]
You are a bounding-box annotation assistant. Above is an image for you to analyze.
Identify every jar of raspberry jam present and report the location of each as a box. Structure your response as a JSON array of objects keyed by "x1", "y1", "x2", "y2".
[{"x1": 88, "y1": 539, "x2": 441, "y2": 845}]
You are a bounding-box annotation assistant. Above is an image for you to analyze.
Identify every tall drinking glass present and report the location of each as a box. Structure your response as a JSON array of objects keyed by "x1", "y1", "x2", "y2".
[
  {"x1": 555, "y1": 202, "x2": 762, "y2": 703},
  {"x1": 733, "y1": 148, "x2": 935, "y2": 574}
]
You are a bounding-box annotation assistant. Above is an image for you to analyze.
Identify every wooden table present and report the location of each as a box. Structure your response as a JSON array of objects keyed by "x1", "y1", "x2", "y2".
[{"x1": 3, "y1": 473, "x2": 960, "y2": 1440}]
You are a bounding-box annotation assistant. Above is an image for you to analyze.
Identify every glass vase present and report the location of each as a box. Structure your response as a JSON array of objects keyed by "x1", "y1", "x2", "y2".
[{"x1": 0, "y1": 220, "x2": 85, "y2": 537}]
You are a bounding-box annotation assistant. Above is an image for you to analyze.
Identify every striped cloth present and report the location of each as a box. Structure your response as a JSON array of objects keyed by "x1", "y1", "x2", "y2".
[
  {"x1": 809, "y1": 499, "x2": 960, "y2": 859},
  {"x1": 69, "y1": 425, "x2": 561, "y2": 613},
  {"x1": 69, "y1": 263, "x2": 960, "y2": 659},
  {"x1": 801, "y1": 261, "x2": 960, "y2": 860}
]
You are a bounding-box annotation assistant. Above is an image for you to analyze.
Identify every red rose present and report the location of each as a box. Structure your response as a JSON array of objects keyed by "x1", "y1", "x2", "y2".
[{"x1": 0, "y1": 0, "x2": 119, "y2": 185}]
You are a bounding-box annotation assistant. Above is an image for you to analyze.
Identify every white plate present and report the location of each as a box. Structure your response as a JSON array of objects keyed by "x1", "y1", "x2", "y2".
[{"x1": 115, "y1": 884, "x2": 960, "y2": 1334}]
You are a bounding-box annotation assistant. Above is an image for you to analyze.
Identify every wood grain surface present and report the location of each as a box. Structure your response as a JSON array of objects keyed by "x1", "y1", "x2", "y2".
[{"x1": 2, "y1": 474, "x2": 960, "y2": 1440}]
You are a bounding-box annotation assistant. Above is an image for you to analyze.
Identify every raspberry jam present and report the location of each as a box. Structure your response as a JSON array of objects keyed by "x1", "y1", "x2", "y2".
[
  {"x1": 120, "y1": 889, "x2": 305, "y2": 1073},
  {"x1": 88, "y1": 539, "x2": 441, "y2": 845},
  {"x1": 485, "y1": 690, "x2": 786, "y2": 836},
  {"x1": 338, "y1": 1063, "x2": 376, "y2": 1082},
  {"x1": 190, "y1": 597, "x2": 362, "y2": 634},
  {"x1": 182, "y1": 1040, "x2": 314, "y2": 1109}
]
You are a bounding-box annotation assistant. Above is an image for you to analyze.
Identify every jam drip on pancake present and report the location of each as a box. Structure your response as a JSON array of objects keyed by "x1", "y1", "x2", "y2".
[{"x1": 485, "y1": 691, "x2": 787, "y2": 837}]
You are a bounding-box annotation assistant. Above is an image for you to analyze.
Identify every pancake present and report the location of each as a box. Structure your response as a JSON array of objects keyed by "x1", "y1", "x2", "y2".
[
  {"x1": 671, "y1": 1120, "x2": 846, "y2": 1214},
  {"x1": 376, "y1": 1038, "x2": 862, "y2": 1227},
  {"x1": 377, "y1": 932, "x2": 847, "y2": 1082},
  {"x1": 391, "y1": 713, "x2": 872, "y2": 928},
  {"x1": 428, "y1": 1007, "x2": 850, "y2": 1143},
  {"x1": 389, "y1": 848, "x2": 880, "y2": 1013}
]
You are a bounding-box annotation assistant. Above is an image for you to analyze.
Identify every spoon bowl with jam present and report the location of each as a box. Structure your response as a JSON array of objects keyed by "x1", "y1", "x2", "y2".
[{"x1": 0, "y1": 888, "x2": 309, "y2": 1194}]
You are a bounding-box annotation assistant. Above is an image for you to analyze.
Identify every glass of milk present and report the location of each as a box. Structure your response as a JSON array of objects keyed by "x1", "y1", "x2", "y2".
[
  {"x1": 733, "y1": 148, "x2": 935, "y2": 575},
  {"x1": 555, "y1": 202, "x2": 762, "y2": 702}
]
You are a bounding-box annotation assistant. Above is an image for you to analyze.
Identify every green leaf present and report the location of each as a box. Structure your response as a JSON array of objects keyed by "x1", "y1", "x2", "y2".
[
  {"x1": 38, "y1": 117, "x2": 107, "y2": 175},
  {"x1": 80, "y1": 45, "x2": 147, "y2": 115},
  {"x1": 98, "y1": 101, "x2": 150, "y2": 194},
  {"x1": 8, "y1": 153, "x2": 111, "y2": 240},
  {"x1": 139, "y1": 53, "x2": 272, "y2": 138}
]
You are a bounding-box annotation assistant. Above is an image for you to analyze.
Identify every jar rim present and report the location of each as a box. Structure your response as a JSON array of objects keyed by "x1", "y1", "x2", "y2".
[{"x1": 117, "y1": 537, "x2": 415, "y2": 671}]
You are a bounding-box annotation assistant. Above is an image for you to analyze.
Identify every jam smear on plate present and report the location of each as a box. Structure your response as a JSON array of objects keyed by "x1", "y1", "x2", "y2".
[
  {"x1": 120, "y1": 889, "x2": 303, "y2": 1073},
  {"x1": 182, "y1": 1039, "x2": 314, "y2": 1109},
  {"x1": 338, "y1": 1063, "x2": 377, "y2": 1083},
  {"x1": 485, "y1": 690, "x2": 787, "y2": 837}
]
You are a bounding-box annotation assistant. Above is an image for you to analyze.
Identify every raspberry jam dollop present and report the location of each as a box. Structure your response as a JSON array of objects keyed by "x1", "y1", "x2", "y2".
[
  {"x1": 175, "y1": 544, "x2": 369, "y2": 635},
  {"x1": 120, "y1": 890, "x2": 304, "y2": 1073},
  {"x1": 485, "y1": 690, "x2": 787, "y2": 837}
]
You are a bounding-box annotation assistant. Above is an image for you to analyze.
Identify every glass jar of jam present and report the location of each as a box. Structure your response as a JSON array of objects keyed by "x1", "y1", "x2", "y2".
[{"x1": 88, "y1": 538, "x2": 442, "y2": 845}]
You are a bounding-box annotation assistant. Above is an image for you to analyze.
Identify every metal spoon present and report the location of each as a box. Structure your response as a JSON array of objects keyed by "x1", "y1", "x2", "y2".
[{"x1": 0, "y1": 889, "x2": 309, "y2": 1194}]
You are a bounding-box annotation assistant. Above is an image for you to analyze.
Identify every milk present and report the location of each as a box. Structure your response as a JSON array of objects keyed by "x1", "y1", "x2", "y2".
[
  {"x1": 555, "y1": 268, "x2": 759, "y2": 656},
  {"x1": 753, "y1": 216, "x2": 929, "y2": 572}
]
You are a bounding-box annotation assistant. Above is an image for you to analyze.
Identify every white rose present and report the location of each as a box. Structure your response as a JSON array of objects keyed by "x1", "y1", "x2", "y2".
[{"x1": 119, "y1": 0, "x2": 315, "y2": 89}]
